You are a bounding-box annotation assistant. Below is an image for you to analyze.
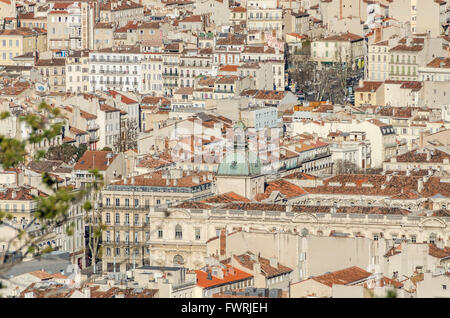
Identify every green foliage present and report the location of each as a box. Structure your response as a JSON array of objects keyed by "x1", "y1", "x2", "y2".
[
  {"x1": 34, "y1": 188, "x2": 75, "y2": 220},
  {"x1": 385, "y1": 289, "x2": 397, "y2": 298},
  {"x1": 0, "y1": 137, "x2": 27, "y2": 169},
  {"x1": 102, "y1": 146, "x2": 112, "y2": 151},
  {"x1": 76, "y1": 144, "x2": 88, "y2": 161},
  {"x1": 0, "y1": 100, "x2": 105, "y2": 276},
  {"x1": 45, "y1": 144, "x2": 79, "y2": 163}
]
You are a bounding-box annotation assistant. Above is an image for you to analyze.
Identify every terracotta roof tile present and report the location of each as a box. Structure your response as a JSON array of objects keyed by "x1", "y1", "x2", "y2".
[{"x1": 74, "y1": 151, "x2": 117, "y2": 171}]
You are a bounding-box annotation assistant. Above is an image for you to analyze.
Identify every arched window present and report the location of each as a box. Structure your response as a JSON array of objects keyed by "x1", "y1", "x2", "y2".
[
  {"x1": 175, "y1": 225, "x2": 182, "y2": 240},
  {"x1": 301, "y1": 228, "x2": 309, "y2": 237},
  {"x1": 173, "y1": 254, "x2": 184, "y2": 266},
  {"x1": 429, "y1": 233, "x2": 436, "y2": 245}
]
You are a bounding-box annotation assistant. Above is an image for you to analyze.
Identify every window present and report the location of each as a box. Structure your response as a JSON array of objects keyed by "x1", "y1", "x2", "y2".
[
  {"x1": 134, "y1": 214, "x2": 139, "y2": 225},
  {"x1": 106, "y1": 213, "x2": 110, "y2": 224},
  {"x1": 195, "y1": 228, "x2": 201, "y2": 240},
  {"x1": 115, "y1": 213, "x2": 120, "y2": 224},
  {"x1": 106, "y1": 231, "x2": 110, "y2": 242},
  {"x1": 175, "y1": 225, "x2": 182, "y2": 240},
  {"x1": 134, "y1": 199, "x2": 139, "y2": 207},
  {"x1": 115, "y1": 248, "x2": 120, "y2": 256},
  {"x1": 125, "y1": 213, "x2": 129, "y2": 225},
  {"x1": 125, "y1": 198, "x2": 129, "y2": 207},
  {"x1": 373, "y1": 234, "x2": 379, "y2": 241},
  {"x1": 115, "y1": 232, "x2": 120, "y2": 242},
  {"x1": 158, "y1": 229, "x2": 163, "y2": 238},
  {"x1": 429, "y1": 233, "x2": 436, "y2": 244},
  {"x1": 115, "y1": 198, "x2": 120, "y2": 206}
]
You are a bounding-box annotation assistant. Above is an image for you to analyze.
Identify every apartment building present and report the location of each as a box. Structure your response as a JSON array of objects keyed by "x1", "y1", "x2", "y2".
[
  {"x1": 161, "y1": 52, "x2": 180, "y2": 97},
  {"x1": 47, "y1": 9, "x2": 71, "y2": 51},
  {"x1": 292, "y1": 119, "x2": 396, "y2": 167},
  {"x1": 93, "y1": 22, "x2": 115, "y2": 51},
  {"x1": 17, "y1": 13, "x2": 47, "y2": 30},
  {"x1": 100, "y1": 170, "x2": 214, "y2": 272},
  {"x1": 213, "y1": 34, "x2": 245, "y2": 66},
  {"x1": 311, "y1": 32, "x2": 365, "y2": 65},
  {"x1": 0, "y1": 186, "x2": 41, "y2": 230},
  {"x1": 97, "y1": 102, "x2": 122, "y2": 150},
  {"x1": 179, "y1": 15, "x2": 203, "y2": 32},
  {"x1": 72, "y1": 150, "x2": 124, "y2": 188},
  {"x1": 418, "y1": 57, "x2": 450, "y2": 81},
  {"x1": 141, "y1": 52, "x2": 163, "y2": 96},
  {"x1": 328, "y1": 131, "x2": 372, "y2": 169},
  {"x1": 89, "y1": 46, "x2": 143, "y2": 93},
  {"x1": 99, "y1": 0, "x2": 144, "y2": 27},
  {"x1": 0, "y1": 28, "x2": 46, "y2": 65},
  {"x1": 367, "y1": 40, "x2": 390, "y2": 81},
  {"x1": 230, "y1": 6, "x2": 247, "y2": 25},
  {"x1": 35, "y1": 58, "x2": 66, "y2": 93},
  {"x1": 246, "y1": 0, "x2": 283, "y2": 39},
  {"x1": 66, "y1": 50, "x2": 89, "y2": 94},
  {"x1": 238, "y1": 62, "x2": 274, "y2": 90},
  {"x1": 179, "y1": 54, "x2": 212, "y2": 88},
  {"x1": 283, "y1": 10, "x2": 310, "y2": 36},
  {"x1": 389, "y1": 44, "x2": 422, "y2": 81},
  {"x1": 240, "y1": 106, "x2": 278, "y2": 130}
]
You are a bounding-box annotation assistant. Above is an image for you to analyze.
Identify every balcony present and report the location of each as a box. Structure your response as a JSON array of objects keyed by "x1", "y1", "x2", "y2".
[
  {"x1": 88, "y1": 123, "x2": 100, "y2": 131},
  {"x1": 89, "y1": 135, "x2": 99, "y2": 142},
  {"x1": 162, "y1": 72, "x2": 178, "y2": 77}
]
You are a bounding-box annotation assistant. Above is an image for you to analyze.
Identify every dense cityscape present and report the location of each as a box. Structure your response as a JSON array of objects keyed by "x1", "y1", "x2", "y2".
[{"x1": 0, "y1": 0, "x2": 448, "y2": 299}]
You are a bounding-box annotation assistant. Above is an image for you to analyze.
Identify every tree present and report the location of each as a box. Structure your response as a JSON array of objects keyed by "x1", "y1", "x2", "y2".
[
  {"x1": 287, "y1": 41, "x2": 363, "y2": 104},
  {"x1": 333, "y1": 160, "x2": 362, "y2": 174},
  {"x1": 0, "y1": 101, "x2": 102, "y2": 288},
  {"x1": 113, "y1": 118, "x2": 138, "y2": 152},
  {"x1": 45, "y1": 143, "x2": 87, "y2": 164},
  {"x1": 83, "y1": 169, "x2": 104, "y2": 274}
]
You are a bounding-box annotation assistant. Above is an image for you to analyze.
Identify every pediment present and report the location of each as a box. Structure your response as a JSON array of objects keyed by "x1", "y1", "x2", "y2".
[
  {"x1": 167, "y1": 210, "x2": 191, "y2": 219},
  {"x1": 292, "y1": 213, "x2": 318, "y2": 223},
  {"x1": 419, "y1": 217, "x2": 446, "y2": 228}
]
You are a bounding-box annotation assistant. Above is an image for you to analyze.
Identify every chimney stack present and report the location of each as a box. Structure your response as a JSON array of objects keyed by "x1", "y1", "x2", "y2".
[{"x1": 417, "y1": 178, "x2": 424, "y2": 192}]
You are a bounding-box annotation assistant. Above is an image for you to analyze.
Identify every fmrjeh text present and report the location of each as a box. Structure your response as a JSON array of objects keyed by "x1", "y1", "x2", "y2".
[
  {"x1": 225, "y1": 302, "x2": 268, "y2": 314},
  {"x1": 181, "y1": 302, "x2": 268, "y2": 315}
]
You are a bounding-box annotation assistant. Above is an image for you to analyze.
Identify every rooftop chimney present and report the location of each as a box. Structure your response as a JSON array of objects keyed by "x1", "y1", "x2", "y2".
[
  {"x1": 269, "y1": 257, "x2": 278, "y2": 268},
  {"x1": 417, "y1": 178, "x2": 424, "y2": 192}
]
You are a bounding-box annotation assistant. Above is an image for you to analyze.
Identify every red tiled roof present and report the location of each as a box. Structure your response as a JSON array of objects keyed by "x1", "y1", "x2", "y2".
[
  {"x1": 255, "y1": 180, "x2": 306, "y2": 201},
  {"x1": 201, "y1": 192, "x2": 251, "y2": 204},
  {"x1": 195, "y1": 264, "x2": 253, "y2": 289},
  {"x1": 219, "y1": 65, "x2": 239, "y2": 72},
  {"x1": 426, "y1": 57, "x2": 450, "y2": 68},
  {"x1": 74, "y1": 151, "x2": 117, "y2": 171},
  {"x1": 311, "y1": 266, "x2": 372, "y2": 287},
  {"x1": 321, "y1": 32, "x2": 363, "y2": 42},
  {"x1": 232, "y1": 253, "x2": 292, "y2": 278},
  {"x1": 354, "y1": 81, "x2": 383, "y2": 92}
]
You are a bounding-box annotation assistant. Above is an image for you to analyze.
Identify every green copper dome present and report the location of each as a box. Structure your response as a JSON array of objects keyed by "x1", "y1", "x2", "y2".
[{"x1": 217, "y1": 148, "x2": 262, "y2": 176}]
